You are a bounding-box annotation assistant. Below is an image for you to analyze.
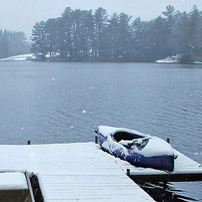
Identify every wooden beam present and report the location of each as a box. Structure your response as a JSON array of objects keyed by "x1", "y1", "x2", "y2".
[
  {"x1": 25, "y1": 172, "x2": 35, "y2": 202},
  {"x1": 128, "y1": 173, "x2": 202, "y2": 183}
]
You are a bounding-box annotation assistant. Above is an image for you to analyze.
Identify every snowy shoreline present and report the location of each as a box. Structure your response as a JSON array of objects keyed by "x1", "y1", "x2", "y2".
[
  {"x1": 156, "y1": 55, "x2": 202, "y2": 65},
  {"x1": 0, "y1": 53, "x2": 35, "y2": 61},
  {"x1": 1, "y1": 53, "x2": 202, "y2": 65}
]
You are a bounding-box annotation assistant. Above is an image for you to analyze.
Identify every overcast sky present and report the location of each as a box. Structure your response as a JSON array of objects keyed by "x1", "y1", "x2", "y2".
[{"x1": 0, "y1": 0, "x2": 202, "y2": 38}]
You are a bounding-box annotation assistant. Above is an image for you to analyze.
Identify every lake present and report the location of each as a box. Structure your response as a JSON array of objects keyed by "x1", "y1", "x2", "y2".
[{"x1": 0, "y1": 61, "x2": 201, "y2": 201}]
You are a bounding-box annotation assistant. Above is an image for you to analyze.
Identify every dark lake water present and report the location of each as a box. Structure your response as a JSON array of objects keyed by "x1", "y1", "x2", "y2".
[{"x1": 0, "y1": 61, "x2": 201, "y2": 201}]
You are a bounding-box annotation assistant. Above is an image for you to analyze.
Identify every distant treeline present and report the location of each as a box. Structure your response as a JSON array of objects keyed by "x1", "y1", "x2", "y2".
[
  {"x1": 31, "y1": 5, "x2": 202, "y2": 63},
  {"x1": 0, "y1": 30, "x2": 30, "y2": 59}
]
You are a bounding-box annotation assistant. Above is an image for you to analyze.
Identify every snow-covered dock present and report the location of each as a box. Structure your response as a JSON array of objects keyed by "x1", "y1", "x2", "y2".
[
  {"x1": 0, "y1": 142, "x2": 201, "y2": 201},
  {"x1": 0, "y1": 142, "x2": 154, "y2": 202},
  {"x1": 115, "y1": 149, "x2": 202, "y2": 183}
]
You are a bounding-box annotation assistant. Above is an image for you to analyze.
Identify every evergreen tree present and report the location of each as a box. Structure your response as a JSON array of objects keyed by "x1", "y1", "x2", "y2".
[
  {"x1": 131, "y1": 18, "x2": 151, "y2": 61},
  {"x1": 148, "y1": 16, "x2": 169, "y2": 61},
  {"x1": 107, "y1": 13, "x2": 120, "y2": 61},
  {"x1": 71, "y1": 9, "x2": 92, "y2": 61},
  {"x1": 189, "y1": 5, "x2": 202, "y2": 61},
  {"x1": 30, "y1": 5, "x2": 202, "y2": 63},
  {"x1": 93, "y1": 7, "x2": 108, "y2": 61},
  {"x1": 82, "y1": 10, "x2": 94, "y2": 60},
  {"x1": 31, "y1": 21, "x2": 47, "y2": 59},
  {"x1": 0, "y1": 30, "x2": 30, "y2": 59},
  {"x1": 162, "y1": 5, "x2": 176, "y2": 56},
  {"x1": 55, "y1": 17, "x2": 66, "y2": 59},
  {"x1": 172, "y1": 11, "x2": 193, "y2": 63},
  {"x1": 162, "y1": 5, "x2": 176, "y2": 23},
  {"x1": 46, "y1": 18, "x2": 58, "y2": 58},
  {"x1": 2, "y1": 31, "x2": 9, "y2": 58},
  {"x1": 118, "y1": 13, "x2": 132, "y2": 61},
  {"x1": 62, "y1": 7, "x2": 74, "y2": 60}
]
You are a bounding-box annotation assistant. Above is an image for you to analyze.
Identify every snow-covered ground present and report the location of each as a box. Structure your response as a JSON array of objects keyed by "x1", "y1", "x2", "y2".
[
  {"x1": 156, "y1": 55, "x2": 202, "y2": 65},
  {"x1": 0, "y1": 52, "x2": 59, "y2": 61},
  {"x1": 156, "y1": 55, "x2": 180, "y2": 64},
  {"x1": 0, "y1": 53, "x2": 36, "y2": 61}
]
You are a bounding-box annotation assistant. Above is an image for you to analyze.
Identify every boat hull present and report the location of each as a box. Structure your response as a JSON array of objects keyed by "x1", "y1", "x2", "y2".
[{"x1": 97, "y1": 129, "x2": 174, "y2": 172}]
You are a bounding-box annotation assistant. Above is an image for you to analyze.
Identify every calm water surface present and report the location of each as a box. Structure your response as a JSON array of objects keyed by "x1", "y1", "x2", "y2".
[{"x1": 0, "y1": 61, "x2": 201, "y2": 201}]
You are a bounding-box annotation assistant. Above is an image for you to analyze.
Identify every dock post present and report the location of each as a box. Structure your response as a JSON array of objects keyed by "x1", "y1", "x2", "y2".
[
  {"x1": 163, "y1": 180, "x2": 168, "y2": 190},
  {"x1": 167, "y1": 138, "x2": 170, "y2": 143},
  {"x1": 95, "y1": 136, "x2": 98, "y2": 144},
  {"x1": 28, "y1": 140, "x2": 31, "y2": 145},
  {"x1": 127, "y1": 169, "x2": 130, "y2": 176}
]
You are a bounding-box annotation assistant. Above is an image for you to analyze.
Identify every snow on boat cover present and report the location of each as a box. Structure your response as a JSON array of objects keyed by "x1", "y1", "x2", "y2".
[{"x1": 96, "y1": 126, "x2": 176, "y2": 172}]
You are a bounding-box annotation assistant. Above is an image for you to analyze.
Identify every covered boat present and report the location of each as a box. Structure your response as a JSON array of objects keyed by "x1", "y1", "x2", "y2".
[{"x1": 95, "y1": 126, "x2": 176, "y2": 172}]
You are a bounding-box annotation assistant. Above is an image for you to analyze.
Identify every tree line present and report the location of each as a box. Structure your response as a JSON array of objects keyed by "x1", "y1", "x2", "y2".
[
  {"x1": 31, "y1": 5, "x2": 202, "y2": 63},
  {"x1": 0, "y1": 30, "x2": 30, "y2": 59}
]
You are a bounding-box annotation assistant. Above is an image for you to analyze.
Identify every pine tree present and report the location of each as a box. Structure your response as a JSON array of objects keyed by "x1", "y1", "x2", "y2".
[
  {"x1": 46, "y1": 18, "x2": 58, "y2": 58},
  {"x1": 118, "y1": 13, "x2": 132, "y2": 61},
  {"x1": 162, "y1": 5, "x2": 176, "y2": 56},
  {"x1": 30, "y1": 5, "x2": 202, "y2": 63},
  {"x1": 62, "y1": 7, "x2": 74, "y2": 60},
  {"x1": 107, "y1": 13, "x2": 120, "y2": 61},
  {"x1": 131, "y1": 18, "x2": 151, "y2": 61},
  {"x1": 83, "y1": 10, "x2": 94, "y2": 61},
  {"x1": 189, "y1": 5, "x2": 202, "y2": 61},
  {"x1": 93, "y1": 7, "x2": 108, "y2": 61},
  {"x1": 31, "y1": 21, "x2": 47, "y2": 59}
]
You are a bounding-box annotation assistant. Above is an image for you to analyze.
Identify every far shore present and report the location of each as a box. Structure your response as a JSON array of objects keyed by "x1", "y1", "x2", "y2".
[{"x1": 0, "y1": 53, "x2": 202, "y2": 65}]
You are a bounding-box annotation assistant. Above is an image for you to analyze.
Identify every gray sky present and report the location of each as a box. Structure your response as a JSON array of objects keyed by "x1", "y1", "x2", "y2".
[{"x1": 0, "y1": 0, "x2": 202, "y2": 38}]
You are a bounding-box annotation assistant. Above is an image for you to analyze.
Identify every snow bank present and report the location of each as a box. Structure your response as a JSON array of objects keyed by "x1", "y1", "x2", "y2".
[
  {"x1": 0, "y1": 53, "x2": 35, "y2": 61},
  {"x1": 156, "y1": 55, "x2": 180, "y2": 64},
  {"x1": 0, "y1": 173, "x2": 28, "y2": 190}
]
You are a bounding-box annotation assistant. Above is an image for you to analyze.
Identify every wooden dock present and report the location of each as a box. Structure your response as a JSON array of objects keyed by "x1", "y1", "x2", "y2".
[
  {"x1": 0, "y1": 142, "x2": 154, "y2": 202},
  {"x1": 110, "y1": 149, "x2": 202, "y2": 183},
  {"x1": 0, "y1": 142, "x2": 201, "y2": 201}
]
